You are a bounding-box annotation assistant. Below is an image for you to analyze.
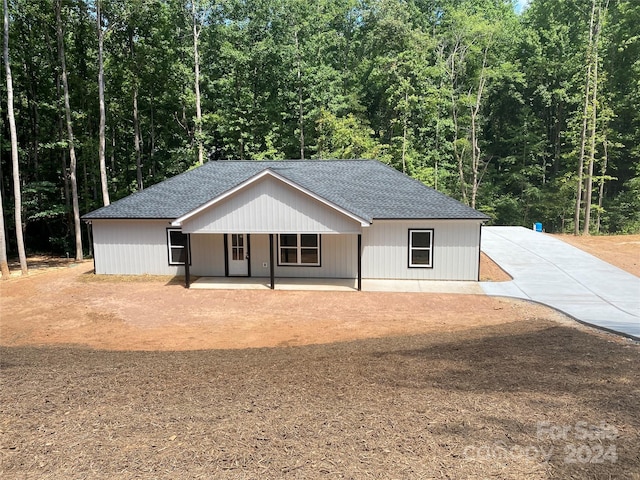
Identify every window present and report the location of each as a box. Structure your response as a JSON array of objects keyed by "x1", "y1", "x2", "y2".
[
  {"x1": 167, "y1": 229, "x2": 189, "y2": 265},
  {"x1": 408, "y1": 229, "x2": 433, "y2": 268},
  {"x1": 230, "y1": 234, "x2": 244, "y2": 260},
  {"x1": 278, "y1": 234, "x2": 320, "y2": 266}
]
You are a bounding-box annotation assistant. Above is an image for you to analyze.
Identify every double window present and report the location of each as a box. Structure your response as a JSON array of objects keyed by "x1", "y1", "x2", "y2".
[
  {"x1": 167, "y1": 228, "x2": 190, "y2": 265},
  {"x1": 278, "y1": 234, "x2": 320, "y2": 266},
  {"x1": 408, "y1": 229, "x2": 433, "y2": 268}
]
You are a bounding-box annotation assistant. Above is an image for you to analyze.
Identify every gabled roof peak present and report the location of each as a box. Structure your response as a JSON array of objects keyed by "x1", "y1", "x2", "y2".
[{"x1": 171, "y1": 166, "x2": 371, "y2": 226}]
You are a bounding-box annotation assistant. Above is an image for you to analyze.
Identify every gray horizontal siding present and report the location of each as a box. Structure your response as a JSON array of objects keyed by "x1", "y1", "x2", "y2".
[{"x1": 180, "y1": 175, "x2": 362, "y2": 234}]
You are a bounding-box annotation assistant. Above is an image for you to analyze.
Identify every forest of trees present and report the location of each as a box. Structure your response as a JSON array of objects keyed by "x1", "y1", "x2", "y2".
[{"x1": 1, "y1": 0, "x2": 638, "y2": 272}]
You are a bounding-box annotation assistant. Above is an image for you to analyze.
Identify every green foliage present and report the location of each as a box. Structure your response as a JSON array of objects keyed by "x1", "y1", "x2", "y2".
[
  {"x1": 602, "y1": 176, "x2": 640, "y2": 234},
  {"x1": 314, "y1": 110, "x2": 391, "y2": 162},
  {"x1": 22, "y1": 181, "x2": 66, "y2": 222},
  {"x1": 1, "y1": 0, "x2": 640, "y2": 256}
]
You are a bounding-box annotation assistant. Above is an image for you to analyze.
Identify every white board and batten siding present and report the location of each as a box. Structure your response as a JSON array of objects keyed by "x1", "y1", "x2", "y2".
[
  {"x1": 249, "y1": 233, "x2": 358, "y2": 279},
  {"x1": 92, "y1": 219, "x2": 482, "y2": 280},
  {"x1": 92, "y1": 219, "x2": 224, "y2": 276},
  {"x1": 362, "y1": 219, "x2": 482, "y2": 281},
  {"x1": 180, "y1": 175, "x2": 362, "y2": 234}
]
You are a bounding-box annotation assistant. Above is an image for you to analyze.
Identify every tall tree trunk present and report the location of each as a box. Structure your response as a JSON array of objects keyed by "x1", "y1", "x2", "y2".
[
  {"x1": 596, "y1": 133, "x2": 608, "y2": 234},
  {"x1": 454, "y1": 110, "x2": 467, "y2": 206},
  {"x1": 401, "y1": 89, "x2": 408, "y2": 174},
  {"x1": 55, "y1": 74, "x2": 71, "y2": 231},
  {"x1": 150, "y1": 91, "x2": 156, "y2": 179},
  {"x1": 469, "y1": 47, "x2": 489, "y2": 210},
  {"x1": 583, "y1": 0, "x2": 607, "y2": 235},
  {"x1": 0, "y1": 188, "x2": 9, "y2": 279},
  {"x1": 574, "y1": 0, "x2": 597, "y2": 235},
  {"x1": 447, "y1": 39, "x2": 468, "y2": 205},
  {"x1": 583, "y1": 43, "x2": 598, "y2": 235},
  {"x1": 192, "y1": 0, "x2": 203, "y2": 165},
  {"x1": 294, "y1": 29, "x2": 304, "y2": 160},
  {"x1": 552, "y1": 103, "x2": 563, "y2": 175},
  {"x1": 129, "y1": 28, "x2": 143, "y2": 190},
  {"x1": 4, "y1": 0, "x2": 27, "y2": 275},
  {"x1": 451, "y1": 74, "x2": 468, "y2": 203},
  {"x1": 24, "y1": 60, "x2": 39, "y2": 178},
  {"x1": 56, "y1": 0, "x2": 83, "y2": 261},
  {"x1": 133, "y1": 85, "x2": 143, "y2": 190},
  {"x1": 110, "y1": 131, "x2": 115, "y2": 172},
  {"x1": 97, "y1": 0, "x2": 110, "y2": 205},
  {"x1": 470, "y1": 103, "x2": 479, "y2": 210},
  {"x1": 434, "y1": 46, "x2": 446, "y2": 191}
]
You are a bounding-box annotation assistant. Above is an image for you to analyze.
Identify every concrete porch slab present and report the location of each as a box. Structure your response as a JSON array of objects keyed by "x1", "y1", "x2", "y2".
[
  {"x1": 190, "y1": 277, "x2": 356, "y2": 291},
  {"x1": 190, "y1": 276, "x2": 484, "y2": 294}
]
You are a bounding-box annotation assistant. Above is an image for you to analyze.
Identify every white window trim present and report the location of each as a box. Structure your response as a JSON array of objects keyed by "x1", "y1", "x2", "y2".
[
  {"x1": 167, "y1": 228, "x2": 190, "y2": 265},
  {"x1": 408, "y1": 229, "x2": 433, "y2": 268},
  {"x1": 277, "y1": 233, "x2": 321, "y2": 267}
]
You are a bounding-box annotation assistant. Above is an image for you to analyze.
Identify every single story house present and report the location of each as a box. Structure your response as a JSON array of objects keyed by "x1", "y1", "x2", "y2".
[{"x1": 82, "y1": 160, "x2": 489, "y2": 289}]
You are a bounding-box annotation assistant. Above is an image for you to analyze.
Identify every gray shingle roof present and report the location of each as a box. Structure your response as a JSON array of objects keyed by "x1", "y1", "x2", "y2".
[{"x1": 82, "y1": 160, "x2": 489, "y2": 222}]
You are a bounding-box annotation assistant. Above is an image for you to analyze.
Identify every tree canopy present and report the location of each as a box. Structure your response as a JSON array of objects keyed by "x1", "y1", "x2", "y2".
[{"x1": 1, "y1": 0, "x2": 638, "y2": 258}]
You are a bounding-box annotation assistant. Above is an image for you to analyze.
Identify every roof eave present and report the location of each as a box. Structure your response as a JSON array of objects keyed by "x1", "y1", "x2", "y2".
[
  {"x1": 82, "y1": 216, "x2": 174, "y2": 222},
  {"x1": 372, "y1": 216, "x2": 489, "y2": 221}
]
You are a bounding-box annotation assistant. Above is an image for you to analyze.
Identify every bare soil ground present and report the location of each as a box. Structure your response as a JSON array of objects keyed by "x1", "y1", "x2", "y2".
[
  {"x1": 554, "y1": 233, "x2": 640, "y2": 277},
  {"x1": 1, "y1": 238, "x2": 638, "y2": 479}
]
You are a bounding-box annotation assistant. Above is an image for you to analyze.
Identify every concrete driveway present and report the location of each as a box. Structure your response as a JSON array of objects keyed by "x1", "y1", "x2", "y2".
[{"x1": 481, "y1": 226, "x2": 640, "y2": 340}]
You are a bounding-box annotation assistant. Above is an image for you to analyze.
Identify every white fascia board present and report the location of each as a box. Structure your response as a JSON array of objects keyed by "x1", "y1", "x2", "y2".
[{"x1": 171, "y1": 168, "x2": 371, "y2": 227}]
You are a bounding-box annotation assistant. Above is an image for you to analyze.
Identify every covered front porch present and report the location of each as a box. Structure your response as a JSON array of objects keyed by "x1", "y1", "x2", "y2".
[
  {"x1": 183, "y1": 232, "x2": 363, "y2": 290},
  {"x1": 188, "y1": 275, "x2": 484, "y2": 294},
  {"x1": 174, "y1": 169, "x2": 370, "y2": 291},
  {"x1": 190, "y1": 276, "x2": 358, "y2": 291}
]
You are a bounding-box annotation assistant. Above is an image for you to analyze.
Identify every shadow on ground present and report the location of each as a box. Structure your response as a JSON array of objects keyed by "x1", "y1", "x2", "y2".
[{"x1": 1, "y1": 320, "x2": 638, "y2": 479}]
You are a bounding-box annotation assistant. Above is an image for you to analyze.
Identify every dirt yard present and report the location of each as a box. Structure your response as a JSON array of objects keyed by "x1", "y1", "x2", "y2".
[
  {"x1": 1, "y1": 235, "x2": 638, "y2": 478},
  {"x1": 0, "y1": 256, "x2": 538, "y2": 352},
  {"x1": 554, "y1": 233, "x2": 640, "y2": 277}
]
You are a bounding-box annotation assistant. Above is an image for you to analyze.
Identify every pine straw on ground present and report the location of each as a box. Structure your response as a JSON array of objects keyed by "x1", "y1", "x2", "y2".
[{"x1": 1, "y1": 320, "x2": 638, "y2": 479}]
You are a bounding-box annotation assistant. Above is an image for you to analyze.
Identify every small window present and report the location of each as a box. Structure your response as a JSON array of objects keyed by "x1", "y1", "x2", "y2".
[
  {"x1": 408, "y1": 229, "x2": 433, "y2": 268},
  {"x1": 231, "y1": 234, "x2": 244, "y2": 260},
  {"x1": 167, "y1": 229, "x2": 189, "y2": 265},
  {"x1": 278, "y1": 234, "x2": 320, "y2": 266}
]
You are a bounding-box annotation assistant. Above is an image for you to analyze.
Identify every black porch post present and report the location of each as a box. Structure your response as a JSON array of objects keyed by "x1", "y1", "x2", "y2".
[
  {"x1": 185, "y1": 234, "x2": 191, "y2": 289},
  {"x1": 223, "y1": 234, "x2": 229, "y2": 277},
  {"x1": 269, "y1": 234, "x2": 275, "y2": 290},
  {"x1": 357, "y1": 233, "x2": 362, "y2": 291}
]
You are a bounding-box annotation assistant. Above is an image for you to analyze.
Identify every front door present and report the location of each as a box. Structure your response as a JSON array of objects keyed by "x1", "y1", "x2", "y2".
[{"x1": 227, "y1": 233, "x2": 249, "y2": 276}]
